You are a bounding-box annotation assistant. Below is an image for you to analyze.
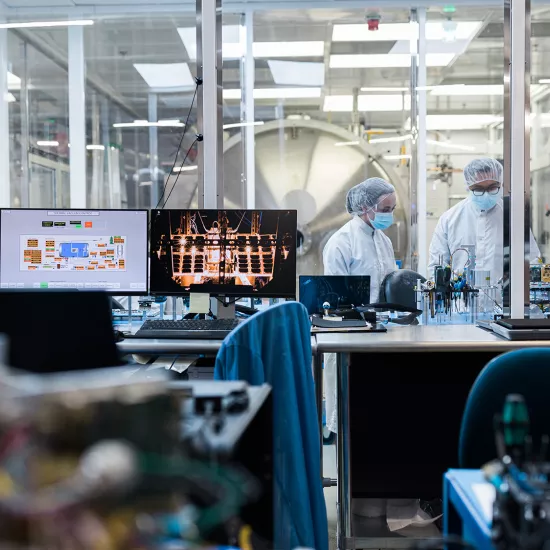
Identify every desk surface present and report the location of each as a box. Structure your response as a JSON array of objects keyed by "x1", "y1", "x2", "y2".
[
  {"x1": 117, "y1": 338, "x2": 223, "y2": 355},
  {"x1": 315, "y1": 324, "x2": 550, "y2": 353},
  {"x1": 118, "y1": 336, "x2": 318, "y2": 356}
]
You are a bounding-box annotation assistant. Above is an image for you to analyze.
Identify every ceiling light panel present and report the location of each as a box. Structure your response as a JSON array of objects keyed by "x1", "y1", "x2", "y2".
[
  {"x1": 0, "y1": 19, "x2": 93, "y2": 29},
  {"x1": 332, "y1": 21, "x2": 481, "y2": 42},
  {"x1": 430, "y1": 84, "x2": 503, "y2": 95},
  {"x1": 406, "y1": 114, "x2": 503, "y2": 130},
  {"x1": 178, "y1": 28, "x2": 323, "y2": 60},
  {"x1": 267, "y1": 60, "x2": 325, "y2": 87},
  {"x1": 329, "y1": 53, "x2": 454, "y2": 68},
  {"x1": 224, "y1": 88, "x2": 321, "y2": 100},
  {"x1": 254, "y1": 41, "x2": 324, "y2": 58},
  {"x1": 133, "y1": 63, "x2": 194, "y2": 88}
]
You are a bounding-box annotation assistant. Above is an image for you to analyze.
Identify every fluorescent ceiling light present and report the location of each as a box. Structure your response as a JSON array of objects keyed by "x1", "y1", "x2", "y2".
[
  {"x1": 332, "y1": 21, "x2": 481, "y2": 42},
  {"x1": 383, "y1": 154, "x2": 411, "y2": 160},
  {"x1": 133, "y1": 63, "x2": 194, "y2": 89},
  {"x1": 37, "y1": 140, "x2": 59, "y2": 147},
  {"x1": 178, "y1": 27, "x2": 322, "y2": 60},
  {"x1": 334, "y1": 141, "x2": 360, "y2": 147},
  {"x1": 539, "y1": 79, "x2": 550, "y2": 84},
  {"x1": 369, "y1": 134, "x2": 412, "y2": 144},
  {"x1": 267, "y1": 60, "x2": 325, "y2": 87},
  {"x1": 361, "y1": 87, "x2": 409, "y2": 92},
  {"x1": 223, "y1": 87, "x2": 321, "y2": 100},
  {"x1": 426, "y1": 139, "x2": 476, "y2": 151},
  {"x1": 113, "y1": 120, "x2": 184, "y2": 128},
  {"x1": 406, "y1": 114, "x2": 503, "y2": 130},
  {"x1": 223, "y1": 121, "x2": 265, "y2": 130},
  {"x1": 254, "y1": 41, "x2": 324, "y2": 58},
  {"x1": 323, "y1": 94, "x2": 411, "y2": 112},
  {"x1": 8, "y1": 72, "x2": 20, "y2": 91},
  {"x1": 86, "y1": 144, "x2": 105, "y2": 151},
  {"x1": 329, "y1": 53, "x2": 454, "y2": 69},
  {"x1": 173, "y1": 165, "x2": 197, "y2": 173},
  {"x1": 178, "y1": 25, "x2": 242, "y2": 60},
  {"x1": 6, "y1": 93, "x2": 15, "y2": 103},
  {"x1": 0, "y1": 19, "x2": 93, "y2": 29},
  {"x1": 430, "y1": 84, "x2": 502, "y2": 96}
]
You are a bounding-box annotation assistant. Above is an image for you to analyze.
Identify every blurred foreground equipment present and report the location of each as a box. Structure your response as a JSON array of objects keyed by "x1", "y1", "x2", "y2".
[{"x1": 0, "y1": 366, "x2": 272, "y2": 549}]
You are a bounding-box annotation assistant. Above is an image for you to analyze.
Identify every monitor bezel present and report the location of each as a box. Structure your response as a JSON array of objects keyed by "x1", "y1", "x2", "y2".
[
  {"x1": 0, "y1": 208, "x2": 150, "y2": 296},
  {"x1": 149, "y1": 208, "x2": 298, "y2": 298}
]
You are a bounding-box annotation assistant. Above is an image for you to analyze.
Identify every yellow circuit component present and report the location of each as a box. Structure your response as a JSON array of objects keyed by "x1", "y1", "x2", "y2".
[
  {"x1": 542, "y1": 265, "x2": 550, "y2": 283},
  {"x1": 0, "y1": 468, "x2": 14, "y2": 496}
]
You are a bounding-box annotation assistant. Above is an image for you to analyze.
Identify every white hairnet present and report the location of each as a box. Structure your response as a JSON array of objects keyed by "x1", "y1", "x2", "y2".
[
  {"x1": 346, "y1": 178, "x2": 395, "y2": 215},
  {"x1": 463, "y1": 158, "x2": 503, "y2": 187}
]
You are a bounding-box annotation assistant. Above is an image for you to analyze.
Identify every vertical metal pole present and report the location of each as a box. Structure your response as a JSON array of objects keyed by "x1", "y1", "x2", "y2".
[
  {"x1": 242, "y1": 10, "x2": 255, "y2": 209},
  {"x1": 20, "y1": 40, "x2": 30, "y2": 207},
  {"x1": 503, "y1": 0, "x2": 511, "y2": 315},
  {"x1": 90, "y1": 91, "x2": 101, "y2": 208},
  {"x1": 0, "y1": 28, "x2": 8, "y2": 207},
  {"x1": 148, "y1": 92, "x2": 159, "y2": 207},
  {"x1": 417, "y1": 9, "x2": 427, "y2": 277},
  {"x1": 409, "y1": 9, "x2": 419, "y2": 272},
  {"x1": 197, "y1": 0, "x2": 223, "y2": 209},
  {"x1": 101, "y1": 95, "x2": 110, "y2": 208},
  {"x1": 68, "y1": 26, "x2": 86, "y2": 208},
  {"x1": 313, "y1": 350, "x2": 324, "y2": 476},
  {"x1": 337, "y1": 352, "x2": 351, "y2": 550},
  {"x1": 508, "y1": 0, "x2": 530, "y2": 318}
]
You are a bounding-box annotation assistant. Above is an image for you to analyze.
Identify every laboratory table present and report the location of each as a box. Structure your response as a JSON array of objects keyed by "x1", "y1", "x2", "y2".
[{"x1": 314, "y1": 324, "x2": 550, "y2": 550}]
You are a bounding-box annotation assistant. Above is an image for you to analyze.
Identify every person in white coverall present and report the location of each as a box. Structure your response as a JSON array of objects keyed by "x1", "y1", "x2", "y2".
[
  {"x1": 428, "y1": 158, "x2": 541, "y2": 287},
  {"x1": 322, "y1": 178, "x2": 397, "y2": 433}
]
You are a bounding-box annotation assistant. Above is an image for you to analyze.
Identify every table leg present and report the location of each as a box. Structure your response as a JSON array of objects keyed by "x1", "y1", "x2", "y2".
[
  {"x1": 337, "y1": 352, "x2": 351, "y2": 550},
  {"x1": 313, "y1": 350, "x2": 323, "y2": 470}
]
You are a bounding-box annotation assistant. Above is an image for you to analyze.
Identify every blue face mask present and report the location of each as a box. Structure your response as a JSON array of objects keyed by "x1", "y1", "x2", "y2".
[
  {"x1": 469, "y1": 190, "x2": 500, "y2": 211},
  {"x1": 371, "y1": 212, "x2": 394, "y2": 230}
]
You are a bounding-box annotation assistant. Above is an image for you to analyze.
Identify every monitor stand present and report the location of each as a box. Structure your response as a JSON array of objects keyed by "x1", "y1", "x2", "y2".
[{"x1": 210, "y1": 296, "x2": 236, "y2": 319}]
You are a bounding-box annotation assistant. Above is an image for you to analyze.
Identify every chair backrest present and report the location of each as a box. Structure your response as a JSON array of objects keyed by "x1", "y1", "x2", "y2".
[
  {"x1": 459, "y1": 348, "x2": 550, "y2": 468},
  {"x1": 215, "y1": 301, "x2": 328, "y2": 550},
  {"x1": 379, "y1": 269, "x2": 425, "y2": 311}
]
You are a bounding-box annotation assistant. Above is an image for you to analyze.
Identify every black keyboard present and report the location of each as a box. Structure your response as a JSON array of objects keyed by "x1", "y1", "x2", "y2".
[{"x1": 134, "y1": 318, "x2": 240, "y2": 339}]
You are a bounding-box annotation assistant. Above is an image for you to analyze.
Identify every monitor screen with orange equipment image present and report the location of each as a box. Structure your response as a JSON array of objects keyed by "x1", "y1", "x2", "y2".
[{"x1": 149, "y1": 209, "x2": 297, "y2": 297}]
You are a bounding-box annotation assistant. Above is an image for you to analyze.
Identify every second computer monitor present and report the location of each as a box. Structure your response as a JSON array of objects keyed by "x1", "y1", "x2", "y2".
[
  {"x1": 0, "y1": 209, "x2": 148, "y2": 294},
  {"x1": 150, "y1": 209, "x2": 297, "y2": 297},
  {"x1": 299, "y1": 275, "x2": 371, "y2": 315}
]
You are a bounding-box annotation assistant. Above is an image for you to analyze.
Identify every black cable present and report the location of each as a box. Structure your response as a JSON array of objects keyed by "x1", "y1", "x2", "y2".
[
  {"x1": 154, "y1": 78, "x2": 201, "y2": 210},
  {"x1": 216, "y1": 296, "x2": 241, "y2": 306},
  {"x1": 161, "y1": 137, "x2": 200, "y2": 208}
]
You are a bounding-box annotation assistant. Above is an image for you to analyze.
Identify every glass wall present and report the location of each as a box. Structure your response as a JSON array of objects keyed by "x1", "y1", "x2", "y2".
[{"x1": 0, "y1": 1, "x2": 540, "y2": 302}]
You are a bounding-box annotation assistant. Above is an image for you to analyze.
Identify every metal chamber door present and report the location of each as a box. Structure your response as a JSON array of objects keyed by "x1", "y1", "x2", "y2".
[{"x1": 223, "y1": 119, "x2": 410, "y2": 275}]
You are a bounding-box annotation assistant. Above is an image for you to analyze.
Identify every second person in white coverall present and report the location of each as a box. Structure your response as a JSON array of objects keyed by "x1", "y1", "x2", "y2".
[
  {"x1": 322, "y1": 178, "x2": 397, "y2": 433},
  {"x1": 429, "y1": 158, "x2": 541, "y2": 285}
]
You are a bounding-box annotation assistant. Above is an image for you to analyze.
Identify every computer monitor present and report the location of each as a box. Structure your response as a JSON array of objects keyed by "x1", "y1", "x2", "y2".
[
  {"x1": 0, "y1": 290, "x2": 122, "y2": 373},
  {"x1": 150, "y1": 209, "x2": 297, "y2": 297},
  {"x1": 0, "y1": 209, "x2": 148, "y2": 295},
  {"x1": 298, "y1": 275, "x2": 371, "y2": 315}
]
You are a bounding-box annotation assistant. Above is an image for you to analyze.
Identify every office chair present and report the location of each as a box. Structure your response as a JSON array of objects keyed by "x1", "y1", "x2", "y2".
[
  {"x1": 459, "y1": 348, "x2": 550, "y2": 468},
  {"x1": 214, "y1": 301, "x2": 328, "y2": 550}
]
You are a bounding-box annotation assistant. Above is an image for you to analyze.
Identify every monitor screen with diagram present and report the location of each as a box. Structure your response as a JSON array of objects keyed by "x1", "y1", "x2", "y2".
[
  {"x1": 149, "y1": 209, "x2": 297, "y2": 297},
  {"x1": 0, "y1": 209, "x2": 148, "y2": 294}
]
